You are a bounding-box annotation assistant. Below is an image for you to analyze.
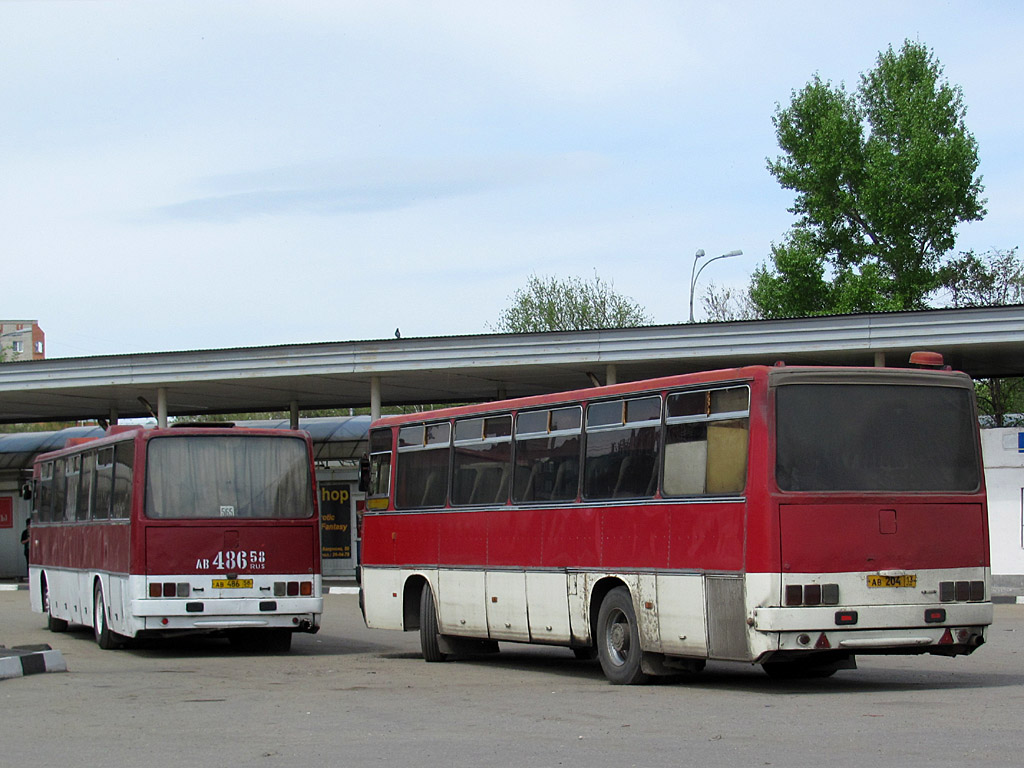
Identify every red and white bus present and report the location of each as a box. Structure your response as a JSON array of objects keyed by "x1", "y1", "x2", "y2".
[
  {"x1": 359, "y1": 357, "x2": 992, "y2": 683},
  {"x1": 26, "y1": 424, "x2": 322, "y2": 652}
]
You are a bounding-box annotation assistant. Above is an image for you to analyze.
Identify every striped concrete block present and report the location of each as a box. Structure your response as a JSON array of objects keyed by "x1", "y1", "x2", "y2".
[{"x1": 0, "y1": 646, "x2": 67, "y2": 680}]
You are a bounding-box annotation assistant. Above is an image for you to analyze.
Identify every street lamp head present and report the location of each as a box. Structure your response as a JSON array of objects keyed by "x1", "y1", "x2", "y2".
[{"x1": 688, "y1": 247, "x2": 744, "y2": 323}]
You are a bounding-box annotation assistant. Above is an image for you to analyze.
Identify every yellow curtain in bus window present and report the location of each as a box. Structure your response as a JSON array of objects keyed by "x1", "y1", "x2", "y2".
[{"x1": 319, "y1": 482, "x2": 352, "y2": 560}]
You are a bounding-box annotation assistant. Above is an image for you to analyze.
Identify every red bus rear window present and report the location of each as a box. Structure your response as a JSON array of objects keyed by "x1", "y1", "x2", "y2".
[
  {"x1": 145, "y1": 435, "x2": 314, "y2": 519},
  {"x1": 775, "y1": 383, "x2": 980, "y2": 492}
]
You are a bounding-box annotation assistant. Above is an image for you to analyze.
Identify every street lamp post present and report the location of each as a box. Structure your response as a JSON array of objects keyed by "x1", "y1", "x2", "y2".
[{"x1": 688, "y1": 248, "x2": 743, "y2": 322}]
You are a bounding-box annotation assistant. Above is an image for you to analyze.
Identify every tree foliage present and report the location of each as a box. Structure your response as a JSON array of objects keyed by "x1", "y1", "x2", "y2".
[
  {"x1": 940, "y1": 247, "x2": 1024, "y2": 426},
  {"x1": 753, "y1": 40, "x2": 985, "y2": 317},
  {"x1": 493, "y1": 272, "x2": 650, "y2": 333},
  {"x1": 700, "y1": 281, "x2": 759, "y2": 322},
  {"x1": 939, "y1": 247, "x2": 1024, "y2": 308}
]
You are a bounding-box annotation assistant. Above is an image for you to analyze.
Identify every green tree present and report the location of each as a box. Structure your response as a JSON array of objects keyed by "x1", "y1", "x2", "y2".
[
  {"x1": 939, "y1": 247, "x2": 1024, "y2": 427},
  {"x1": 939, "y1": 247, "x2": 1024, "y2": 308},
  {"x1": 753, "y1": 40, "x2": 986, "y2": 317},
  {"x1": 700, "y1": 281, "x2": 759, "y2": 322},
  {"x1": 493, "y1": 272, "x2": 650, "y2": 333}
]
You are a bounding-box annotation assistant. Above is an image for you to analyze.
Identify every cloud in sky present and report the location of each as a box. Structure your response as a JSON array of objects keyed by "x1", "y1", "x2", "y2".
[
  {"x1": 2, "y1": 1, "x2": 1023, "y2": 357},
  {"x1": 152, "y1": 152, "x2": 610, "y2": 221}
]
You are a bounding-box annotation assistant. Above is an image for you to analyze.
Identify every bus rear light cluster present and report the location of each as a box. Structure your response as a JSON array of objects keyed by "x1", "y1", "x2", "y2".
[
  {"x1": 150, "y1": 582, "x2": 190, "y2": 598},
  {"x1": 794, "y1": 632, "x2": 834, "y2": 648},
  {"x1": 939, "y1": 581, "x2": 985, "y2": 602},
  {"x1": 274, "y1": 581, "x2": 314, "y2": 597},
  {"x1": 938, "y1": 628, "x2": 974, "y2": 645},
  {"x1": 785, "y1": 583, "x2": 840, "y2": 606}
]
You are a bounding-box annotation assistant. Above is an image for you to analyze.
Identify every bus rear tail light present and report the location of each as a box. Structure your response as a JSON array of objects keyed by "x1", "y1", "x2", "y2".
[
  {"x1": 785, "y1": 583, "x2": 840, "y2": 606},
  {"x1": 274, "y1": 581, "x2": 313, "y2": 597},
  {"x1": 149, "y1": 582, "x2": 191, "y2": 598},
  {"x1": 939, "y1": 581, "x2": 985, "y2": 602}
]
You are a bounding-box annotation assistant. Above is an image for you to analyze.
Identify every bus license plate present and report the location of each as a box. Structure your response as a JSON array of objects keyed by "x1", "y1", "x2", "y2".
[
  {"x1": 212, "y1": 579, "x2": 253, "y2": 589},
  {"x1": 867, "y1": 574, "x2": 917, "y2": 588}
]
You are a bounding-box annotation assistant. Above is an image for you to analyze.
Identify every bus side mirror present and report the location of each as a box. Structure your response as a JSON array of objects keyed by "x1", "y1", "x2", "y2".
[
  {"x1": 358, "y1": 456, "x2": 370, "y2": 493},
  {"x1": 20, "y1": 482, "x2": 33, "y2": 501}
]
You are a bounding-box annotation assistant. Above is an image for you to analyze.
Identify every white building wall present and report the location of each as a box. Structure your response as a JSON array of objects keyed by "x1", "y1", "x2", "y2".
[{"x1": 981, "y1": 429, "x2": 1024, "y2": 595}]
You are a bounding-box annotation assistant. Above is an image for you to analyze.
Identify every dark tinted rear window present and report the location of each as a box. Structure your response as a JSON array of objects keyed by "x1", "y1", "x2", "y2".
[{"x1": 775, "y1": 384, "x2": 980, "y2": 492}]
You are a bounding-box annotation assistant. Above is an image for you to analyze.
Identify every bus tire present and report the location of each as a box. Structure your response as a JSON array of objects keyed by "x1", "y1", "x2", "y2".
[
  {"x1": 596, "y1": 586, "x2": 649, "y2": 685},
  {"x1": 43, "y1": 577, "x2": 68, "y2": 633},
  {"x1": 266, "y1": 629, "x2": 292, "y2": 653},
  {"x1": 93, "y1": 582, "x2": 121, "y2": 650},
  {"x1": 419, "y1": 585, "x2": 448, "y2": 663}
]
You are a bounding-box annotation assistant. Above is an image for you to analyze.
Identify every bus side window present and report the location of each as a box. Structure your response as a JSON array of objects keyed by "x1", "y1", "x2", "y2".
[
  {"x1": 77, "y1": 452, "x2": 95, "y2": 521},
  {"x1": 513, "y1": 406, "x2": 582, "y2": 504},
  {"x1": 93, "y1": 448, "x2": 114, "y2": 521},
  {"x1": 583, "y1": 396, "x2": 661, "y2": 500},
  {"x1": 395, "y1": 422, "x2": 451, "y2": 509},
  {"x1": 52, "y1": 459, "x2": 66, "y2": 523},
  {"x1": 366, "y1": 428, "x2": 393, "y2": 502},
  {"x1": 111, "y1": 441, "x2": 135, "y2": 519},
  {"x1": 65, "y1": 456, "x2": 80, "y2": 522},
  {"x1": 451, "y1": 415, "x2": 512, "y2": 506},
  {"x1": 663, "y1": 386, "x2": 749, "y2": 496},
  {"x1": 37, "y1": 462, "x2": 54, "y2": 523}
]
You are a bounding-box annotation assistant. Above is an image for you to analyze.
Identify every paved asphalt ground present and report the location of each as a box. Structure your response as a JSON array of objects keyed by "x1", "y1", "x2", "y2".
[{"x1": 2, "y1": 586, "x2": 1023, "y2": 768}]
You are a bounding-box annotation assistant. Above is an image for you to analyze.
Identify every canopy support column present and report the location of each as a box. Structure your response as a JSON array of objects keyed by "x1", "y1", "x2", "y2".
[
  {"x1": 157, "y1": 388, "x2": 168, "y2": 429},
  {"x1": 370, "y1": 376, "x2": 381, "y2": 422}
]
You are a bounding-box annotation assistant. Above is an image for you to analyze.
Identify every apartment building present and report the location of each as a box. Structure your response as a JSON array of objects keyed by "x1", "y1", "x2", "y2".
[{"x1": 0, "y1": 320, "x2": 45, "y2": 361}]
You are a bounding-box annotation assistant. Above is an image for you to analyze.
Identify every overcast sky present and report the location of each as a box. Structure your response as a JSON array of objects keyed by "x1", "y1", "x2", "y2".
[{"x1": 3, "y1": 1, "x2": 1021, "y2": 358}]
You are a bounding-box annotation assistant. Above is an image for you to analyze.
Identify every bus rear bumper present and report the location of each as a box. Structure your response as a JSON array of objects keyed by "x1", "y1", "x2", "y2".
[
  {"x1": 752, "y1": 601, "x2": 993, "y2": 632},
  {"x1": 752, "y1": 602, "x2": 990, "y2": 657},
  {"x1": 130, "y1": 597, "x2": 323, "y2": 632}
]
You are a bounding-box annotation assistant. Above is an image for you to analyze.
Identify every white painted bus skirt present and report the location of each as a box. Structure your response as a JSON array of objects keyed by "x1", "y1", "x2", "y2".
[{"x1": 0, "y1": 645, "x2": 67, "y2": 681}]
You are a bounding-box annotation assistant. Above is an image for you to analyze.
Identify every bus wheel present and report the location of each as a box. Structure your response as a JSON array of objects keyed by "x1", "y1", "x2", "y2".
[
  {"x1": 43, "y1": 577, "x2": 67, "y2": 633},
  {"x1": 93, "y1": 583, "x2": 120, "y2": 650},
  {"x1": 265, "y1": 629, "x2": 293, "y2": 653},
  {"x1": 419, "y1": 585, "x2": 448, "y2": 663},
  {"x1": 596, "y1": 587, "x2": 649, "y2": 685}
]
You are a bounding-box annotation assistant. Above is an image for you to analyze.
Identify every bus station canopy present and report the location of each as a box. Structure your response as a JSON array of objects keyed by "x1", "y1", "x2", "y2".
[{"x1": 0, "y1": 305, "x2": 1022, "y2": 425}]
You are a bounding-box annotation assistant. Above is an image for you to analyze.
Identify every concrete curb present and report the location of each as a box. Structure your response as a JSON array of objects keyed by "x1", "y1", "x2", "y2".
[{"x1": 0, "y1": 645, "x2": 67, "y2": 681}]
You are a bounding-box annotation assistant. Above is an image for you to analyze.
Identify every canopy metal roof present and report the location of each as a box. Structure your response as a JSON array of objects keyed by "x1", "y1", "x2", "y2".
[{"x1": 0, "y1": 306, "x2": 1022, "y2": 425}]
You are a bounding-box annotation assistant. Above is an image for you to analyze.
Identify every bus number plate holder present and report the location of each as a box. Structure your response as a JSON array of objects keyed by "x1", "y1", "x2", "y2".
[{"x1": 867, "y1": 574, "x2": 917, "y2": 588}]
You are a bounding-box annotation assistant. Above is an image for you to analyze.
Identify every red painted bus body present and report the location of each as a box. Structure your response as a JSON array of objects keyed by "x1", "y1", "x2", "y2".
[
  {"x1": 359, "y1": 363, "x2": 991, "y2": 683},
  {"x1": 27, "y1": 425, "x2": 322, "y2": 651}
]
